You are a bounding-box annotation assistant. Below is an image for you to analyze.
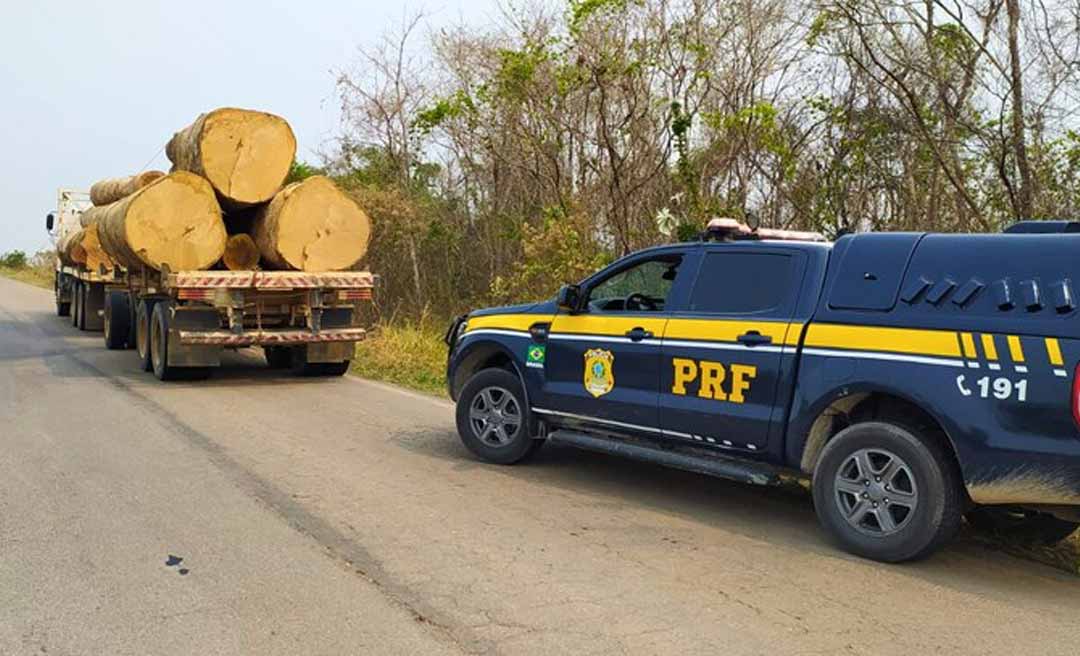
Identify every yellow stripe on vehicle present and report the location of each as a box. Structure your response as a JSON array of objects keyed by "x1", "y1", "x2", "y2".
[
  {"x1": 981, "y1": 334, "x2": 998, "y2": 360},
  {"x1": 466, "y1": 314, "x2": 546, "y2": 333},
  {"x1": 662, "y1": 318, "x2": 794, "y2": 345},
  {"x1": 960, "y1": 332, "x2": 977, "y2": 359},
  {"x1": 804, "y1": 324, "x2": 962, "y2": 358},
  {"x1": 1007, "y1": 335, "x2": 1025, "y2": 363},
  {"x1": 1046, "y1": 337, "x2": 1064, "y2": 366},
  {"x1": 551, "y1": 314, "x2": 668, "y2": 336}
]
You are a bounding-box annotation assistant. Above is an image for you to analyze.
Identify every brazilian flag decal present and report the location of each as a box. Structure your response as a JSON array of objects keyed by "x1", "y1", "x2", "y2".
[{"x1": 526, "y1": 344, "x2": 546, "y2": 367}]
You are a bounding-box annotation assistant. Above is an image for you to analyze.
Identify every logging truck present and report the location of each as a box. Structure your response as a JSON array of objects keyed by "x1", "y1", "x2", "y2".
[{"x1": 46, "y1": 188, "x2": 375, "y2": 381}]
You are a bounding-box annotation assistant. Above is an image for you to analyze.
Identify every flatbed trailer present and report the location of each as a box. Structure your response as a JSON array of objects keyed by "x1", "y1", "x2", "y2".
[{"x1": 99, "y1": 266, "x2": 375, "y2": 380}]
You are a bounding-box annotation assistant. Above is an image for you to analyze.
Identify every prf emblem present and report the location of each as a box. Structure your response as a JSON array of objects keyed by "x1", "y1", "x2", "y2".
[{"x1": 584, "y1": 348, "x2": 615, "y2": 398}]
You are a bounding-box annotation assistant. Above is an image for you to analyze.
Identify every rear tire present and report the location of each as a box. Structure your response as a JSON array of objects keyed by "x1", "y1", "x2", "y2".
[
  {"x1": 55, "y1": 275, "x2": 70, "y2": 317},
  {"x1": 966, "y1": 506, "x2": 1080, "y2": 545},
  {"x1": 289, "y1": 346, "x2": 350, "y2": 377},
  {"x1": 455, "y1": 368, "x2": 543, "y2": 465},
  {"x1": 812, "y1": 421, "x2": 964, "y2": 563},
  {"x1": 264, "y1": 346, "x2": 292, "y2": 369},
  {"x1": 71, "y1": 281, "x2": 81, "y2": 328},
  {"x1": 150, "y1": 302, "x2": 175, "y2": 381},
  {"x1": 75, "y1": 282, "x2": 87, "y2": 331},
  {"x1": 103, "y1": 291, "x2": 131, "y2": 350},
  {"x1": 136, "y1": 299, "x2": 157, "y2": 372}
]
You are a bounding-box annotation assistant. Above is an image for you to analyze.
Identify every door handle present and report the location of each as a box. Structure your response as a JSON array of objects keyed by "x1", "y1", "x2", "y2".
[
  {"x1": 736, "y1": 330, "x2": 772, "y2": 346},
  {"x1": 625, "y1": 327, "x2": 654, "y2": 342}
]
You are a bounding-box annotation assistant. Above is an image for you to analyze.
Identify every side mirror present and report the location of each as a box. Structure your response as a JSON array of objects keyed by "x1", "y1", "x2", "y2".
[
  {"x1": 45, "y1": 212, "x2": 55, "y2": 232},
  {"x1": 556, "y1": 284, "x2": 582, "y2": 313}
]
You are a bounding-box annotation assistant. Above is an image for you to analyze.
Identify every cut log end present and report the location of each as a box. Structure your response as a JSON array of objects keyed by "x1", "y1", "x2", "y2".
[
  {"x1": 98, "y1": 171, "x2": 226, "y2": 271},
  {"x1": 222, "y1": 234, "x2": 260, "y2": 271},
  {"x1": 167, "y1": 108, "x2": 296, "y2": 207},
  {"x1": 252, "y1": 176, "x2": 371, "y2": 272}
]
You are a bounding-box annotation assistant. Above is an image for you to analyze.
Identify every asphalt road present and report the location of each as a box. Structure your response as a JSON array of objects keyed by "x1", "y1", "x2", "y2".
[{"x1": 1, "y1": 275, "x2": 1079, "y2": 656}]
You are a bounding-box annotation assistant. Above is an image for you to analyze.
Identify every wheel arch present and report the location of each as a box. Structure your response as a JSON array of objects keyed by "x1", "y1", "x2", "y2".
[
  {"x1": 449, "y1": 338, "x2": 524, "y2": 402},
  {"x1": 794, "y1": 384, "x2": 964, "y2": 483}
]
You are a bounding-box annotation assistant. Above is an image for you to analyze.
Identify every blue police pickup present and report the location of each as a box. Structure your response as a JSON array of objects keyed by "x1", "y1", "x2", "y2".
[{"x1": 445, "y1": 220, "x2": 1080, "y2": 562}]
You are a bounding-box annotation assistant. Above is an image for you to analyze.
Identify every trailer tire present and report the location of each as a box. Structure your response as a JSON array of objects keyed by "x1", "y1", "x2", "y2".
[
  {"x1": 104, "y1": 291, "x2": 131, "y2": 350},
  {"x1": 136, "y1": 299, "x2": 157, "y2": 371},
  {"x1": 55, "y1": 275, "x2": 70, "y2": 317},
  {"x1": 71, "y1": 281, "x2": 81, "y2": 328},
  {"x1": 264, "y1": 346, "x2": 292, "y2": 369},
  {"x1": 75, "y1": 282, "x2": 87, "y2": 331},
  {"x1": 150, "y1": 302, "x2": 177, "y2": 381}
]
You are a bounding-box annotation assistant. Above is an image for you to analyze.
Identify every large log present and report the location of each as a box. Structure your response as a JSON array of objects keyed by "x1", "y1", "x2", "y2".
[
  {"x1": 166, "y1": 107, "x2": 296, "y2": 209},
  {"x1": 251, "y1": 176, "x2": 371, "y2": 271},
  {"x1": 222, "y1": 234, "x2": 260, "y2": 271},
  {"x1": 96, "y1": 171, "x2": 226, "y2": 271},
  {"x1": 89, "y1": 170, "x2": 165, "y2": 206},
  {"x1": 57, "y1": 224, "x2": 114, "y2": 272}
]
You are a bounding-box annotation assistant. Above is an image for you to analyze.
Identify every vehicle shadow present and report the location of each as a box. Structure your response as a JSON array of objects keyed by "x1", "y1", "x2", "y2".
[{"x1": 394, "y1": 426, "x2": 1080, "y2": 603}]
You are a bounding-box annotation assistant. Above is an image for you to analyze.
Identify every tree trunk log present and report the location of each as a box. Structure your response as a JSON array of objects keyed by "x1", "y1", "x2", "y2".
[
  {"x1": 57, "y1": 224, "x2": 114, "y2": 272},
  {"x1": 89, "y1": 171, "x2": 165, "y2": 206},
  {"x1": 251, "y1": 176, "x2": 371, "y2": 271},
  {"x1": 96, "y1": 171, "x2": 226, "y2": 271},
  {"x1": 166, "y1": 107, "x2": 296, "y2": 209},
  {"x1": 222, "y1": 234, "x2": 260, "y2": 271}
]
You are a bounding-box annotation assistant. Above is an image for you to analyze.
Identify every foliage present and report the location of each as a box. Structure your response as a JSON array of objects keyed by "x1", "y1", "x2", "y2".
[
  {"x1": 329, "y1": 0, "x2": 1080, "y2": 323},
  {"x1": 1, "y1": 250, "x2": 27, "y2": 268},
  {"x1": 490, "y1": 209, "x2": 612, "y2": 303},
  {"x1": 350, "y1": 319, "x2": 448, "y2": 395},
  {"x1": 286, "y1": 160, "x2": 325, "y2": 184},
  {"x1": 0, "y1": 249, "x2": 53, "y2": 288}
]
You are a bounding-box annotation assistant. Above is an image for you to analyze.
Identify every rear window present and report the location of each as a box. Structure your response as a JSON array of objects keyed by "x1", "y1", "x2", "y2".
[{"x1": 689, "y1": 252, "x2": 795, "y2": 314}]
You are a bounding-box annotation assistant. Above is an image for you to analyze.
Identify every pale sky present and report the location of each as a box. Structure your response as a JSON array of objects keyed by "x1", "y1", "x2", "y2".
[{"x1": 0, "y1": 0, "x2": 498, "y2": 255}]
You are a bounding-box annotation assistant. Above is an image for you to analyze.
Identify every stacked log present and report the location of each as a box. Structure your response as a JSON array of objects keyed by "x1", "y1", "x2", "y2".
[
  {"x1": 89, "y1": 171, "x2": 166, "y2": 206},
  {"x1": 222, "y1": 234, "x2": 260, "y2": 271},
  {"x1": 251, "y1": 176, "x2": 372, "y2": 272},
  {"x1": 95, "y1": 172, "x2": 227, "y2": 271},
  {"x1": 166, "y1": 108, "x2": 296, "y2": 209},
  {"x1": 72, "y1": 107, "x2": 371, "y2": 274},
  {"x1": 57, "y1": 223, "x2": 114, "y2": 273}
]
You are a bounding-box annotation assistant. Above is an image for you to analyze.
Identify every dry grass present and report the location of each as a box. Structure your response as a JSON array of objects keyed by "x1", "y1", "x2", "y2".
[
  {"x1": 0, "y1": 264, "x2": 53, "y2": 289},
  {"x1": 351, "y1": 321, "x2": 447, "y2": 396}
]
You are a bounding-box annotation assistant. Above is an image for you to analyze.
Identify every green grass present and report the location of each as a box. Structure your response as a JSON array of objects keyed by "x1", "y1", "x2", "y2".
[
  {"x1": 0, "y1": 265, "x2": 53, "y2": 289},
  {"x1": 351, "y1": 321, "x2": 448, "y2": 396}
]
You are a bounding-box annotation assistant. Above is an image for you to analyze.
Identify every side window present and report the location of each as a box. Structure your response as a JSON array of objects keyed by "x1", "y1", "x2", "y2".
[
  {"x1": 689, "y1": 252, "x2": 795, "y2": 314},
  {"x1": 588, "y1": 256, "x2": 683, "y2": 313}
]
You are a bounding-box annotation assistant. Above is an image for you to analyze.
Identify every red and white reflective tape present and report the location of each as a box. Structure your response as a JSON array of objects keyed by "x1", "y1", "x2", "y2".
[{"x1": 177, "y1": 327, "x2": 367, "y2": 346}]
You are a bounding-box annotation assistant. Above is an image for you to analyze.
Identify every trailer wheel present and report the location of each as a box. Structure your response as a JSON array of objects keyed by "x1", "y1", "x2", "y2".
[
  {"x1": 71, "y1": 281, "x2": 81, "y2": 328},
  {"x1": 136, "y1": 299, "x2": 157, "y2": 371},
  {"x1": 55, "y1": 275, "x2": 70, "y2": 317},
  {"x1": 104, "y1": 291, "x2": 131, "y2": 350},
  {"x1": 75, "y1": 282, "x2": 87, "y2": 331},
  {"x1": 289, "y1": 346, "x2": 351, "y2": 377},
  {"x1": 150, "y1": 302, "x2": 178, "y2": 381},
  {"x1": 264, "y1": 346, "x2": 292, "y2": 369}
]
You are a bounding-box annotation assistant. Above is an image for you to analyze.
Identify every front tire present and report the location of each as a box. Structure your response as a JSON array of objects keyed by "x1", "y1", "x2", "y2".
[
  {"x1": 455, "y1": 368, "x2": 542, "y2": 465},
  {"x1": 812, "y1": 421, "x2": 964, "y2": 563},
  {"x1": 966, "y1": 507, "x2": 1079, "y2": 545}
]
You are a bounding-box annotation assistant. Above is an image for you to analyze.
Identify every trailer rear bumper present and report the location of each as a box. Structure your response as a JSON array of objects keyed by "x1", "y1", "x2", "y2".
[{"x1": 176, "y1": 327, "x2": 367, "y2": 346}]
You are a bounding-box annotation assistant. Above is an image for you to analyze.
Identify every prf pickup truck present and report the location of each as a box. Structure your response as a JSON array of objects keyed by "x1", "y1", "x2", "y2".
[{"x1": 445, "y1": 219, "x2": 1080, "y2": 562}]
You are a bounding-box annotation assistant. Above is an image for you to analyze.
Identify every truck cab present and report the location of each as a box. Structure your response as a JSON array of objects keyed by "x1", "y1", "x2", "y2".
[{"x1": 447, "y1": 222, "x2": 1080, "y2": 562}]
